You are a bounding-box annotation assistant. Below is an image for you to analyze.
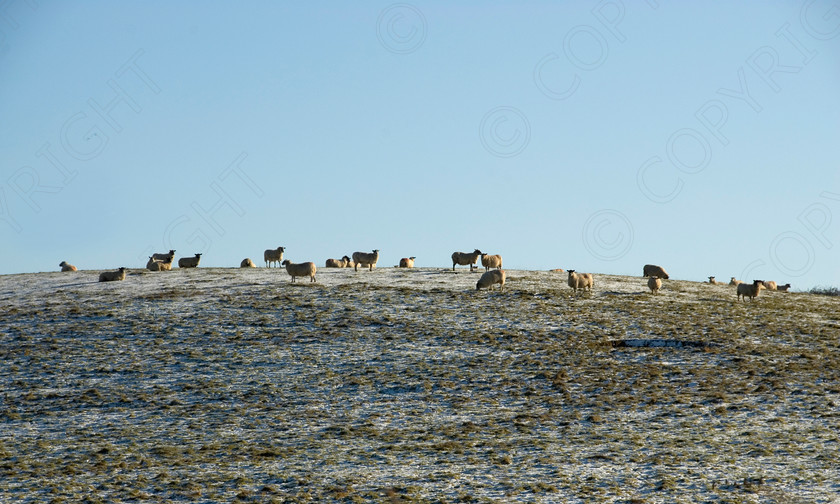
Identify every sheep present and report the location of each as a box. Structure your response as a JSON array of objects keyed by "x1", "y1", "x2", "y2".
[
  {"x1": 567, "y1": 269, "x2": 594, "y2": 293},
  {"x1": 178, "y1": 253, "x2": 202, "y2": 269},
  {"x1": 146, "y1": 256, "x2": 173, "y2": 271},
  {"x1": 643, "y1": 264, "x2": 669, "y2": 279},
  {"x1": 151, "y1": 249, "x2": 176, "y2": 262},
  {"x1": 480, "y1": 253, "x2": 503, "y2": 271},
  {"x1": 452, "y1": 249, "x2": 483, "y2": 271},
  {"x1": 763, "y1": 280, "x2": 778, "y2": 291},
  {"x1": 59, "y1": 261, "x2": 77, "y2": 272},
  {"x1": 777, "y1": 283, "x2": 791, "y2": 292},
  {"x1": 326, "y1": 255, "x2": 352, "y2": 268},
  {"x1": 648, "y1": 276, "x2": 662, "y2": 294},
  {"x1": 729, "y1": 277, "x2": 742, "y2": 286},
  {"x1": 737, "y1": 280, "x2": 766, "y2": 301},
  {"x1": 99, "y1": 267, "x2": 126, "y2": 282},
  {"x1": 708, "y1": 276, "x2": 719, "y2": 285},
  {"x1": 476, "y1": 269, "x2": 506, "y2": 291},
  {"x1": 281, "y1": 260, "x2": 316, "y2": 283},
  {"x1": 264, "y1": 246, "x2": 285, "y2": 268},
  {"x1": 240, "y1": 258, "x2": 256, "y2": 268},
  {"x1": 399, "y1": 257, "x2": 416, "y2": 268},
  {"x1": 352, "y1": 250, "x2": 379, "y2": 271}
]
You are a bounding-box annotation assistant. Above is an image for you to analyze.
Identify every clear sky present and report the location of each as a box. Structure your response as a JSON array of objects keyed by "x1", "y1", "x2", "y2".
[{"x1": 2, "y1": 1, "x2": 838, "y2": 289}]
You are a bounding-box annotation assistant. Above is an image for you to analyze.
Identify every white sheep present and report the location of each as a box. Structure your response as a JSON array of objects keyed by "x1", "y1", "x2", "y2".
[
  {"x1": 480, "y1": 253, "x2": 502, "y2": 271},
  {"x1": 59, "y1": 261, "x2": 77, "y2": 272},
  {"x1": 99, "y1": 267, "x2": 126, "y2": 282},
  {"x1": 763, "y1": 280, "x2": 778, "y2": 291},
  {"x1": 777, "y1": 283, "x2": 791, "y2": 292},
  {"x1": 178, "y1": 253, "x2": 202, "y2": 269},
  {"x1": 647, "y1": 276, "x2": 662, "y2": 294},
  {"x1": 146, "y1": 256, "x2": 173, "y2": 271},
  {"x1": 476, "y1": 269, "x2": 506, "y2": 291},
  {"x1": 325, "y1": 255, "x2": 352, "y2": 268},
  {"x1": 399, "y1": 257, "x2": 416, "y2": 268},
  {"x1": 281, "y1": 259, "x2": 317, "y2": 283},
  {"x1": 643, "y1": 264, "x2": 669, "y2": 279},
  {"x1": 151, "y1": 249, "x2": 176, "y2": 262},
  {"x1": 708, "y1": 276, "x2": 719, "y2": 285},
  {"x1": 737, "y1": 280, "x2": 766, "y2": 301},
  {"x1": 567, "y1": 269, "x2": 594, "y2": 293},
  {"x1": 729, "y1": 277, "x2": 742, "y2": 286},
  {"x1": 452, "y1": 249, "x2": 483, "y2": 271},
  {"x1": 264, "y1": 246, "x2": 285, "y2": 268},
  {"x1": 240, "y1": 258, "x2": 256, "y2": 268},
  {"x1": 352, "y1": 250, "x2": 379, "y2": 271}
]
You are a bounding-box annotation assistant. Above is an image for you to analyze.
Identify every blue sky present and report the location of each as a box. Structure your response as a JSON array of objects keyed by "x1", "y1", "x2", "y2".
[{"x1": 2, "y1": 1, "x2": 838, "y2": 289}]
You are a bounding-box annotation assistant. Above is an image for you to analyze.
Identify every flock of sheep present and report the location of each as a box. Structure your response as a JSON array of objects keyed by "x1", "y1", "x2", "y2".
[{"x1": 57, "y1": 248, "x2": 790, "y2": 301}]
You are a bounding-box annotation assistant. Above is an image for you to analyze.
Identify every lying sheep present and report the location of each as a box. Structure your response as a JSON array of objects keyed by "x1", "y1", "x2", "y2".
[
  {"x1": 240, "y1": 258, "x2": 256, "y2": 268},
  {"x1": 352, "y1": 250, "x2": 379, "y2": 271},
  {"x1": 264, "y1": 246, "x2": 285, "y2": 268},
  {"x1": 729, "y1": 277, "x2": 742, "y2": 286},
  {"x1": 452, "y1": 249, "x2": 483, "y2": 271},
  {"x1": 763, "y1": 280, "x2": 778, "y2": 291},
  {"x1": 99, "y1": 267, "x2": 126, "y2": 282},
  {"x1": 325, "y1": 255, "x2": 352, "y2": 268},
  {"x1": 178, "y1": 253, "x2": 202, "y2": 269},
  {"x1": 737, "y1": 280, "x2": 765, "y2": 301},
  {"x1": 152, "y1": 249, "x2": 176, "y2": 262},
  {"x1": 59, "y1": 261, "x2": 77, "y2": 272},
  {"x1": 643, "y1": 264, "x2": 669, "y2": 279},
  {"x1": 567, "y1": 270, "x2": 594, "y2": 293},
  {"x1": 708, "y1": 276, "x2": 719, "y2": 285},
  {"x1": 399, "y1": 257, "x2": 416, "y2": 268},
  {"x1": 281, "y1": 259, "x2": 316, "y2": 282},
  {"x1": 647, "y1": 276, "x2": 662, "y2": 294},
  {"x1": 476, "y1": 269, "x2": 505, "y2": 291},
  {"x1": 480, "y1": 253, "x2": 502, "y2": 271},
  {"x1": 777, "y1": 283, "x2": 791, "y2": 292}
]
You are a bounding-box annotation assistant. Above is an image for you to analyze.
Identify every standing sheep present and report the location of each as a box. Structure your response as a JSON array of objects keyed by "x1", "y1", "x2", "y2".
[
  {"x1": 567, "y1": 270, "x2": 594, "y2": 293},
  {"x1": 241, "y1": 258, "x2": 256, "y2": 268},
  {"x1": 151, "y1": 250, "x2": 176, "y2": 262},
  {"x1": 476, "y1": 269, "x2": 506, "y2": 291},
  {"x1": 264, "y1": 246, "x2": 285, "y2": 268},
  {"x1": 647, "y1": 276, "x2": 662, "y2": 294},
  {"x1": 99, "y1": 267, "x2": 126, "y2": 282},
  {"x1": 352, "y1": 250, "x2": 379, "y2": 271},
  {"x1": 399, "y1": 257, "x2": 416, "y2": 268},
  {"x1": 643, "y1": 264, "x2": 669, "y2": 280},
  {"x1": 178, "y1": 253, "x2": 202, "y2": 269},
  {"x1": 452, "y1": 249, "x2": 483, "y2": 272},
  {"x1": 729, "y1": 277, "x2": 742, "y2": 286},
  {"x1": 480, "y1": 253, "x2": 503, "y2": 271},
  {"x1": 326, "y1": 256, "x2": 352, "y2": 268},
  {"x1": 59, "y1": 261, "x2": 77, "y2": 272},
  {"x1": 281, "y1": 260, "x2": 317, "y2": 283},
  {"x1": 146, "y1": 256, "x2": 173, "y2": 271},
  {"x1": 777, "y1": 283, "x2": 791, "y2": 292},
  {"x1": 737, "y1": 280, "x2": 766, "y2": 301}
]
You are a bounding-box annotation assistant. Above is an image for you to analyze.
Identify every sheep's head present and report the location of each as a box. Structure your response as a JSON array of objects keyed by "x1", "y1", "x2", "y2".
[
  {"x1": 474, "y1": 249, "x2": 482, "y2": 255},
  {"x1": 195, "y1": 253, "x2": 202, "y2": 257},
  {"x1": 281, "y1": 260, "x2": 290, "y2": 266}
]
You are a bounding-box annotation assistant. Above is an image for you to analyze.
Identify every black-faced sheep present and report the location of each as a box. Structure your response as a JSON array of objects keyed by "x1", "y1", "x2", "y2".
[
  {"x1": 99, "y1": 267, "x2": 126, "y2": 282},
  {"x1": 648, "y1": 276, "x2": 662, "y2": 294},
  {"x1": 737, "y1": 280, "x2": 765, "y2": 301},
  {"x1": 643, "y1": 264, "x2": 669, "y2": 280},
  {"x1": 59, "y1": 261, "x2": 77, "y2": 272},
  {"x1": 178, "y1": 253, "x2": 202, "y2": 268},
  {"x1": 152, "y1": 250, "x2": 176, "y2": 262},
  {"x1": 281, "y1": 260, "x2": 317, "y2": 283},
  {"x1": 352, "y1": 250, "x2": 379, "y2": 271},
  {"x1": 452, "y1": 249, "x2": 482, "y2": 271},
  {"x1": 326, "y1": 256, "x2": 352, "y2": 268},
  {"x1": 399, "y1": 257, "x2": 416, "y2": 268},
  {"x1": 777, "y1": 283, "x2": 791, "y2": 292},
  {"x1": 476, "y1": 269, "x2": 505, "y2": 291},
  {"x1": 480, "y1": 253, "x2": 502, "y2": 271},
  {"x1": 708, "y1": 276, "x2": 719, "y2": 285},
  {"x1": 264, "y1": 246, "x2": 285, "y2": 268},
  {"x1": 729, "y1": 277, "x2": 742, "y2": 286},
  {"x1": 240, "y1": 258, "x2": 256, "y2": 268},
  {"x1": 146, "y1": 256, "x2": 173, "y2": 271},
  {"x1": 567, "y1": 270, "x2": 594, "y2": 293}
]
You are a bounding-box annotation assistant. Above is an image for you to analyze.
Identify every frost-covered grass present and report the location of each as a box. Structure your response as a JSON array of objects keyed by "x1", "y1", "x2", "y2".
[{"x1": 1, "y1": 267, "x2": 839, "y2": 503}]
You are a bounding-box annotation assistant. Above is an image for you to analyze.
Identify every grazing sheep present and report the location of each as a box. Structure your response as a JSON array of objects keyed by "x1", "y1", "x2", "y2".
[
  {"x1": 264, "y1": 246, "x2": 285, "y2": 268},
  {"x1": 729, "y1": 277, "x2": 742, "y2": 286},
  {"x1": 59, "y1": 261, "x2": 77, "y2": 272},
  {"x1": 146, "y1": 256, "x2": 173, "y2": 271},
  {"x1": 99, "y1": 267, "x2": 126, "y2": 282},
  {"x1": 737, "y1": 280, "x2": 766, "y2": 301},
  {"x1": 777, "y1": 283, "x2": 791, "y2": 292},
  {"x1": 178, "y1": 253, "x2": 202, "y2": 269},
  {"x1": 240, "y1": 258, "x2": 256, "y2": 268},
  {"x1": 399, "y1": 257, "x2": 416, "y2": 268},
  {"x1": 763, "y1": 280, "x2": 778, "y2": 291},
  {"x1": 643, "y1": 264, "x2": 669, "y2": 280},
  {"x1": 476, "y1": 269, "x2": 506, "y2": 291},
  {"x1": 708, "y1": 276, "x2": 719, "y2": 285},
  {"x1": 648, "y1": 276, "x2": 662, "y2": 294},
  {"x1": 452, "y1": 249, "x2": 483, "y2": 271},
  {"x1": 567, "y1": 269, "x2": 594, "y2": 293},
  {"x1": 151, "y1": 249, "x2": 176, "y2": 262},
  {"x1": 281, "y1": 260, "x2": 317, "y2": 283},
  {"x1": 325, "y1": 255, "x2": 352, "y2": 268},
  {"x1": 352, "y1": 250, "x2": 379, "y2": 271},
  {"x1": 480, "y1": 253, "x2": 503, "y2": 271}
]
